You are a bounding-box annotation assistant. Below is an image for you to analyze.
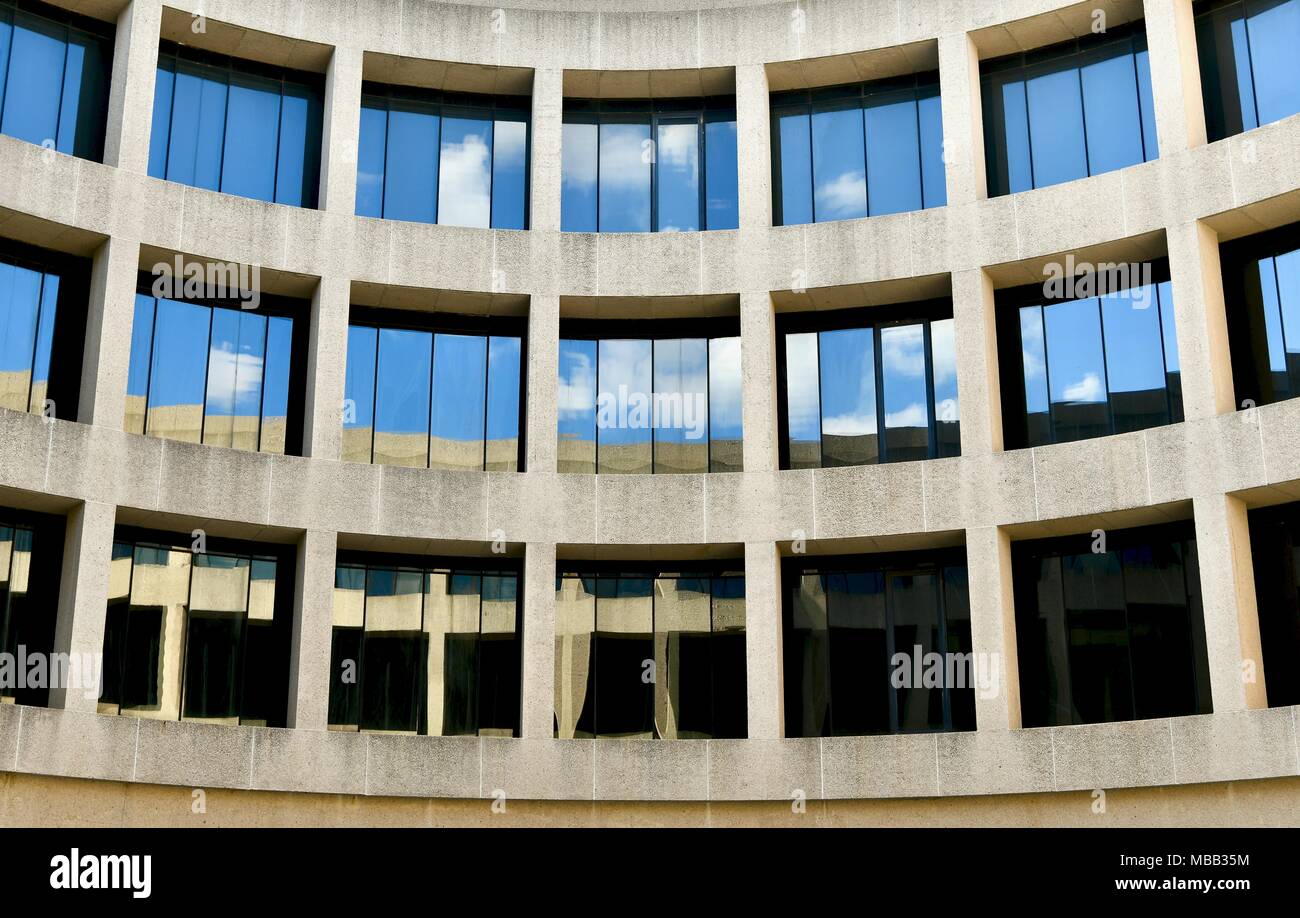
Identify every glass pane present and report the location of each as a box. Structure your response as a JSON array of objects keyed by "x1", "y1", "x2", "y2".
[
  {"x1": 827, "y1": 571, "x2": 889, "y2": 735},
  {"x1": 342, "y1": 325, "x2": 377, "y2": 463},
  {"x1": 554, "y1": 575, "x2": 595, "y2": 737},
  {"x1": 221, "y1": 72, "x2": 281, "y2": 203},
  {"x1": 708, "y1": 336, "x2": 743, "y2": 472},
  {"x1": 485, "y1": 335, "x2": 521, "y2": 472},
  {"x1": 260, "y1": 316, "x2": 292, "y2": 454},
  {"x1": 1246, "y1": 0, "x2": 1300, "y2": 126},
  {"x1": 776, "y1": 108, "x2": 813, "y2": 225},
  {"x1": 918, "y1": 91, "x2": 947, "y2": 208},
  {"x1": 120, "y1": 547, "x2": 191, "y2": 721},
  {"x1": 1135, "y1": 49, "x2": 1159, "y2": 161},
  {"x1": 1044, "y1": 296, "x2": 1109, "y2": 443},
  {"x1": 1231, "y1": 15, "x2": 1259, "y2": 131},
  {"x1": 1101, "y1": 284, "x2": 1169, "y2": 434},
  {"x1": 1019, "y1": 305, "x2": 1051, "y2": 446},
  {"x1": 477, "y1": 573, "x2": 519, "y2": 736},
  {"x1": 1061, "y1": 549, "x2": 1131, "y2": 724},
  {"x1": 890, "y1": 571, "x2": 943, "y2": 732},
  {"x1": 1123, "y1": 541, "x2": 1197, "y2": 719},
  {"x1": 1001, "y1": 79, "x2": 1034, "y2": 193},
  {"x1": 1080, "y1": 50, "x2": 1144, "y2": 176},
  {"x1": 438, "y1": 115, "x2": 493, "y2": 228},
  {"x1": 819, "y1": 326, "x2": 877, "y2": 466},
  {"x1": 785, "y1": 573, "x2": 830, "y2": 737},
  {"x1": 124, "y1": 294, "x2": 156, "y2": 434},
  {"x1": 0, "y1": 261, "x2": 41, "y2": 412},
  {"x1": 55, "y1": 34, "x2": 85, "y2": 155},
  {"x1": 166, "y1": 62, "x2": 226, "y2": 192},
  {"x1": 864, "y1": 97, "x2": 922, "y2": 216},
  {"x1": 184, "y1": 554, "x2": 250, "y2": 723},
  {"x1": 384, "y1": 102, "x2": 438, "y2": 224},
  {"x1": 655, "y1": 118, "x2": 699, "y2": 231},
  {"x1": 355, "y1": 102, "x2": 387, "y2": 217},
  {"x1": 423, "y1": 571, "x2": 479, "y2": 736},
  {"x1": 1157, "y1": 280, "x2": 1182, "y2": 421},
  {"x1": 203, "y1": 308, "x2": 267, "y2": 451},
  {"x1": 1276, "y1": 247, "x2": 1300, "y2": 391},
  {"x1": 655, "y1": 575, "x2": 712, "y2": 738},
  {"x1": 704, "y1": 116, "x2": 739, "y2": 230},
  {"x1": 599, "y1": 121, "x2": 652, "y2": 232},
  {"x1": 880, "y1": 323, "x2": 930, "y2": 462},
  {"x1": 561, "y1": 121, "x2": 598, "y2": 231},
  {"x1": 328, "y1": 565, "x2": 365, "y2": 730},
  {"x1": 2, "y1": 13, "x2": 65, "y2": 149},
  {"x1": 276, "y1": 81, "x2": 321, "y2": 208},
  {"x1": 557, "y1": 338, "x2": 596, "y2": 473},
  {"x1": 361, "y1": 567, "x2": 425, "y2": 733},
  {"x1": 709, "y1": 574, "x2": 747, "y2": 738},
  {"x1": 597, "y1": 338, "x2": 652, "y2": 474},
  {"x1": 785, "y1": 331, "x2": 821, "y2": 469},
  {"x1": 652, "y1": 337, "x2": 708, "y2": 474},
  {"x1": 943, "y1": 566, "x2": 976, "y2": 730},
  {"x1": 811, "y1": 104, "x2": 867, "y2": 221},
  {"x1": 1026, "y1": 66, "x2": 1088, "y2": 188},
  {"x1": 594, "y1": 577, "x2": 654, "y2": 737},
  {"x1": 147, "y1": 61, "x2": 175, "y2": 179},
  {"x1": 146, "y1": 299, "x2": 211, "y2": 444},
  {"x1": 491, "y1": 116, "x2": 528, "y2": 230},
  {"x1": 429, "y1": 332, "x2": 487, "y2": 471},
  {"x1": 27, "y1": 271, "x2": 56, "y2": 415},
  {"x1": 373, "y1": 328, "x2": 432, "y2": 468},
  {"x1": 930, "y1": 317, "x2": 960, "y2": 457}
]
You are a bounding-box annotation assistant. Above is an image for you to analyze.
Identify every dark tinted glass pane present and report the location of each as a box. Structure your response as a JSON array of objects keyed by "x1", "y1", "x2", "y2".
[
  {"x1": 826, "y1": 572, "x2": 889, "y2": 735},
  {"x1": 259, "y1": 316, "x2": 292, "y2": 455},
  {"x1": 1123, "y1": 541, "x2": 1198, "y2": 718},
  {"x1": 1062, "y1": 550, "x2": 1132, "y2": 724},
  {"x1": 942, "y1": 566, "x2": 976, "y2": 730},
  {"x1": 182, "y1": 612, "x2": 244, "y2": 720},
  {"x1": 594, "y1": 577, "x2": 653, "y2": 736},
  {"x1": 890, "y1": 571, "x2": 944, "y2": 732},
  {"x1": 784, "y1": 573, "x2": 830, "y2": 737}
]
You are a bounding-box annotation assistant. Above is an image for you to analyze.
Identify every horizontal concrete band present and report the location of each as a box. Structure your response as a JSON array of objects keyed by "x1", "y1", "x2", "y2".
[
  {"x1": 2, "y1": 702, "x2": 1297, "y2": 801},
  {"x1": 2, "y1": 113, "x2": 1297, "y2": 299}
]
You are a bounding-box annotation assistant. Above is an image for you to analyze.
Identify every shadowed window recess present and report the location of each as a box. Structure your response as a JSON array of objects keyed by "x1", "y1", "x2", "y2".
[
  {"x1": 778, "y1": 303, "x2": 960, "y2": 469},
  {"x1": 1013, "y1": 522, "x2": 1212, "y2": 728},
  {"x1": 558, "y1": 319, "x2": 743, "y2": 474},
  {"x1": 1219, "y1": 222, "x2": 1300, "y2": 409},
  {"x1": 982, "y1": 23, "x2": 1158, "y2": 196},
  {"x1": 561, "y1": 98, "x2": 738, "y2": 232},
  {"x1": 0, "y1": 0, "x2": 112, "y2": 161},
  {"x1": 356, "y1": 83, "x2": 529, "y2": 229},
  {"x1": 0, "y1": 506, "x2": 65, "y2": 707},
  {"x1": 342, "y1": 309, "x2": 524, "y2": 471},
  {"x1": 328, "y1": 555, "x2": 520, "y2": 736},
  {"x1": 998, "y1": 264, "x2": 1183, "y2": 449},
  {"x1": 148, "y1": 41, "x2": 323, "y2": 207},
  {"x1": 0, "y1": 238, "x2": 89, "y2": 421},
  {"x1": 123, "y1": 283, "x2": 309, "y2": 456},
  {"x1": 771, "y1": 72, "x2": 945, "y2": 226},
  {"x1": 783, "y1": 550, "x2": 974, "y2": 738},
  {"x1": 1247, "y1": 501, "x2": 1300, "y2": 707},
  {"x1": 98, "y1": 530, "x2": 294, "y2": 727},
  {"x1": 1196, "y1": 0, "x2": 1300, "y2": 141},
  {"x1": 554, "y1": 565, "x2": 746, "y2": 739}
]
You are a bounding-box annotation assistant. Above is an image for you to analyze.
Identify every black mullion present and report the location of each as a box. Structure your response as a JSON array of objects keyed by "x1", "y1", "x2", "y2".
[
  {"x1": 698, "y1": 110, "x2": 707, "y2": 232},
  {"x1": 425, "y1": 332, "x2": 435, "y2": 469},
  {"x1": 480, "y1": 334, "x2": 489, "y2": 472},
  {"x1": 380, "y1": 100, "x2": 392, "y2": 218},
  {"x1": 368, "y1": 326, "x2": 380, "y2": 464},
  {"x1": 1095, "y1": 293, "x2": 1116, "y2": 436},
  {"x1": 1075, "y1": 61, "x2": 1093, "y2": 178},
  {"x1": 356, "y1": 568, "x2": 369, "y2": 732},
  {"x1": 1153, "y1": 281, "x2": 1176, "y2": 425},
  {"x1": 487, "y1": 117, "x2": 496, "y2": 229},
  {"x1": 650, "y1": 112, "x2": 658, "y2": 232},
  {"x1": 815, "y1": 331, "x2": 825, "y2": 468},
  {"x1": 252, "y1": 314, "x2": 269, "y2": 453},
  {"x1": 1038, "y1": 305, "x2": 1060, "y2": 445},
  {"x1": 234, "y1": 554, "x2": 254, "y2": 725},
  {"x1": 924, "y1": 321, "x2": 937, "y2": 459},
  {"x1": 873, "y1": 324, "x2": 886, "y2": 464},
  {"x1": 884, "y1": 573, "x2": 900, "y2": 735},
  {"x1": 115, "y1": 545, "x2": 138, "y2": 713},
  {"x1": 215, "y1": 67, "x2": 232, "y2": 194},
  {"x1": 197, "y1": 306, "x2": 215, "y2": 446},
  {"x1": 1116, "y1": 546, "x2": 1140, "y2": 721},
  {"x1": 270, "y1": 77, "x2": 284, "y2": 203},
  {"x1": 934, "y1": 568, "x2": 952, "y2": 732}
]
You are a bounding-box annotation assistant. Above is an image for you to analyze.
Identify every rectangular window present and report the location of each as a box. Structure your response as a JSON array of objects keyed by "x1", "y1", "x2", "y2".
[
  {"x1": 1013, "y1": 522, "x2": 1212, "y2": 727},
  {"x1": 1248, "y1": 501, "x2": 1300, "y2": 707},
  {"x1": 148, "y1": 42, "x2": 323, "y2": 207},
  {"x1": 981, "y1": 24, "x2": 1158, "y2": 196},
  {"x1": 778, "y1": 303, "x2": 960, "y2": 469},
  {"x1": 1197, "y1": 0, "x2": 1300, "y2": 141},
  {"x1": 771, "y1": 73, "x2": 945, "y2": 226},
  {"x1": 554, "y1": 565, "x2": 746, "y2": 739},
  {"x1": 561, "y1": 98, "x2": 739, "y2": 233},
  {"x1": 123, "y1": 287, "x2": 306, "y2": 455},
  {"x1": 0, "y1": 507, "x2": 63, "y2": 707},
  {"x1": 327, "y1": 555, "x2": 521, "y2": 736},
  {"x1": 558, "y1": 320, "x2": 743, "y2": 474},
  {"x1": 1219, "y1": 222, "x2": 1300, "y2": 409},
  {"x1": 342, "y1": 309, "x2": 525, "y2": 471},
  {"x1": 783, "y1": 550, "x2": 974, "y2": 738},
  {"x1": 0, "y1": 0, "x2": 112, "y2": 161},
  {"x1": 99, "y1": 531, "x2": 292, "y2": 726},
  {"x1": 357, "y1": 83, "x2": 530, "y2": 229}
]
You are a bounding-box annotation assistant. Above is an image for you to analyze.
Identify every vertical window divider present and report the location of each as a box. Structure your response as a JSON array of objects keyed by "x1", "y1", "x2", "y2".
[
  {"x1": 270, "y1": 77, "x2": 284, "y2": 207},
  {"x1": 1020, "y1": 80, "x2": 1037, "y2": 190},
  {"x1": 934, "y1": 568, "x2": 953, "y2": 731},
  {"x1": 431, "y1": 109, "x2": 443, "y2": 225},
  {"x1": 51, "y1": 22, "x2": 70, "y2": 152},
  {"x1": 649, "y1": 334, "x2": 656, "y2": 473},
  {"x1": 1094, "y1": 295, "x2": 1116, "y2": 436},
  {"x1": 176, "y1": 547, "x2": 197, "y2": 723},
  {"x1": 141, "y1": 298, "x2": 160, "y2": 439},
  {"x1": 23, "y1": 273, "x2": 45, "y2": 414},
  {"x1": 814, "y1": 331, "x2": 825, "y2": 464},
  {"x1": 116, "y1": 546, "x2": 138, "y2": 712},
  {"x1": 872, "y1": 324, "x2": 886, "y2": 464},
  {"x1": 162, "y1": 56, "x2": 178, "y2": 181},
  {"x1": 487, "y1": 115, "x2": 496, "y2": 230},
  {"x1": 367, "y1": 325, "x2": 380, "y2": 464},
  {"x1": 418, "y1": 568, "x2": 428, "y2": 736},
  {"x1": 923, "y1": 321, "x2": 938, "y2": 460},
  {"x1": 1075, "y1": 64, "x2": 1093, "y2": 179},
  {"x1": 481, "y1": 332, "x2": 490, "y2": 472},
  {"x1": 1241, "y1": 6, "x2": 1263, "y2": 131},
  {"x1": 0, "y1": 6, "x2": 13, "y2": 124},
  {"x1": 1129, "y1": 42, "x2": 1151, "y2": 162},
  {"x1": 860, "y1": 97, "x2": 871, "y2": 218},
  {"x1": 1037, "y1": 305, "x2": 1059, "y2": 446},
  {"x1": 254, "y1": 314, "x2": 270, "y2": 454},
  {"x1": 705, "y1": 335, "x2": 712, "y2": 473},
  {"x1": 426, "y1": 332, "x2": 436, "y2": 469},
  {"x1": 883, "y1": 573, "x2": 900, "y2": 735},
  {"x1": 1153, "y1": 283, "x2": 1176, "y2": 424},
  {"x1": 235, "y1": 554, "x2": 255, "y2": 726},
  {"x1": 215, "y1": 67, "x2": 232, "y2": 195},
  {"x1": 380, "y1": 99, "x2": 392, "y2": 219},
  {"x1": 197, "y1": 306, "x2": 215, "y2": 445},
  {"x1": 698, "y1": 109, "x2": 707, "y2": 232}
]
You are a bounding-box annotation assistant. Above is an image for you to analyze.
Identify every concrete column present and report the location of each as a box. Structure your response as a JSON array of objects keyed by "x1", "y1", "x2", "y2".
[
  {"x1": 303, "y1": 275, "x2": 350, "y2": 460},
  {"x1": 1167, "y1": 220, "x2": 1236, "y2": 420},
  {"x1": 78, "y1": 237, "x2": 140, "y2": 430},
  {"x1": 734, "y1": 63, "x2": 772, "y2": 230},
  {"x1": 937, "y1": 31, "x2": 988, "y2": 205},
  {"x1": 526, "y1": 295, "x2": 559, "y2": 472},
  {"x1": 965, "y1": 525, "x2": 1021, "y2": 730},
  {"x1": 1142, "y1": 0, "x2": 1208, "y2": 153},
  {"x1": 49, "y1": 501, "x2": 116, "y2": 712},
  {"x1": 1192, "y1": 494, "x2": 1267, "y2": 712},
  {"x1": 319, "y1": 45, "x2": 364, "y2": 216},
  {"x1": 739, "y1": 291, "x2": 779, "y2": 472},
  {"x1": 286, "y1": 529, "x2": 337, "y2": 730},
  {"x1": 951, "y1": 268, "x2": 1003, "y2": 454},
  {"x1": 520, "y1": 540, "x2": 556, "y2": 738},
  {"x1": 102, "y1": 0, "x2": 162, "y2": 174},
  {"x1": 529, "y1": 68, "x2": 564, "y2": 233},
  {"x1": 744, "y1": 541, "x2": 783, "y2": 739}
]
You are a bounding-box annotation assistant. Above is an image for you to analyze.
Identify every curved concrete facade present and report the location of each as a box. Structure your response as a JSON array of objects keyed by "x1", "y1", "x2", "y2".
[{"x1": 1, "y1": 0, "x2": 1299, "y2": 826}]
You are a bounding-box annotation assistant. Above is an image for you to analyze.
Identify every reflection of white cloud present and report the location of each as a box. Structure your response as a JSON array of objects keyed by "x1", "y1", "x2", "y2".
[
  {"x1": 881, "y1": 325, "x2": 926, "y2": 377},
  {"x1": 206, "y1": 345, "x2": 263, "y2": 413},
  {"x1": 708, "y1": 338, "x2": 742, "y2": 431},
  {"x1": 439, "y1": 133, "x2": 491, "y2": 228},
  {"x1": 931, "y1": 318, "x2": 957, "y2": 386},
  {"x1": 885, "y1": 402, "x2": 927, "y2": 428},
  {"x1": 786, "y1": 334, "x2": 821, "y2": 436},
  {"x1": 935, "y1": 397, "x2": 959, "y2": 423},
  {"x1": 494, "y1": 120, "x2": 527, "y2": 168},
  {"x1": 1020, "y1": 311, "x2": 1046, "y2": 382},
  {"x1": 1062, "y1": 372, "x2": 1104, "y2": 402},
  {"x1": 598, "y1": 339, "x2": 652, "y2": 396},
  {"x1": 656, "y1": 123, "x2": 698, "y2": 185},
  {"x1": 558, "y1": 349, "x2": 595, "y2": 418},
  {"x1": 600, "y1": 127, "x2": 652, "y2": 189},
  {"x1": 815, "y1": 170, "x2": 866, "y2": 218},
  {"x1": 562, "y1": 123, "x2": 597, "y2": 190},
  {"x1": 822, "y1": 411, "x2": 876, "y2": 436}
]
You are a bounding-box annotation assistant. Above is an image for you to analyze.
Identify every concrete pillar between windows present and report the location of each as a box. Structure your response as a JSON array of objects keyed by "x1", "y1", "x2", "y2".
[
  {"x1": 739, "y1": 291, "x2": 779, "y2": 473},
  {"x1": 529, "y1": 68, "x2": 564, "y2": 233},
  {"x1": 744, "y1": 541, "x2": 783, "y2": 739},
  {"x1": 1192, "y1": 494, "x2": 1267, "y2": 712},
  {"x1": 303, "y1": 275, "x2": 350, "y2": 460},
  {"x1": 319, "y1": 45, "x2": 364, "y2": 216},
  {"x1": 79, "y1": 237, "x2": 140, "y2": 430},
  {"x1": 965, "y1": 525, "x2": 1021, "y2": 730},
  {"x1": 1142, "y1": 0, "x2": 1208, "y2": 153},
  {"x1": 526, "y1": 295, "x2": 559, "y2": 472},
  {"x1": 287, "y1": 529, "x2": 338, "y2": 730},
  {"x1": 49, "y1": 501, "x2": 116, "y2": 712},
  {"x1": 951, "y1": 267, "x2": 1003, "y2": 455},
  {"x1": 520, "y1": 541, "x2": 557, "y2": 739},
  {"x1": 936, "y1": 31, "x2": 988, "y2": 205},
  {"x1": 1166, "y1": 220, "x2": 1236, "y2": 420},
  {"x1": 102, "y1": 0, "x2": 162, "y2": 174},
  {"x1": 734, "y1": 63, "x2": 772, "y2": 231}
]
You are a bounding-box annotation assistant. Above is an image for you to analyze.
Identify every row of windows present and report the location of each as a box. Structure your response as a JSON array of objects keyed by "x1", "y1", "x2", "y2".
[{"x1": 7, "y1": 1, "x2": 1300, "y2": 225}]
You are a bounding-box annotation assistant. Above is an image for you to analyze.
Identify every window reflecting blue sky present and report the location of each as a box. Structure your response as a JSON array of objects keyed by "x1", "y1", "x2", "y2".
[
  {"x1": 599, "y1": 122, "x2": 652, "y2": 232},
  {"x1": 1026, "y1": 68, "x2": 1088, "y2": 189},
  {"x1": 811, "y1": 105, "x2": 868, "y2": 222},
  {"x1": 558, "y1": 337, "x2": 597, "y2": 471},
  {"x1": 430, "y1": 332, "x2": 487, "y2": 470},
  {"x1": 492, "y1": 117, "x2": 528, "y2": 230},
  {"x1": 438, "y1": 116, "x2": 493, "y2": 229},
  {"x1": 385, "y1": 104, "x2": 439, "y2": 224},
  {"x1": 374, "y1": 328, "x2": 432, "y2": 467},
  {"x1": 880, "y1": 324, "x2": 928, "y2": 460},
  {"x1": 865, "y1": 99, "x2": 922, "y2": 217},
  {"x1": 656, "y1": 119, "x2": 699, "y2": 232},
  {"x1": 486, "y1": 335, "x2": 522, "y2": 471},
  {"x1": 1246, "y1": 0, "x2": 1300, "y2": 126},
  {"x1": 704, "y1": 118, "x2": 739, "y2": 230},
  {"x1": 0, "y1": 259, "x2": 46, "y2": 413}
]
